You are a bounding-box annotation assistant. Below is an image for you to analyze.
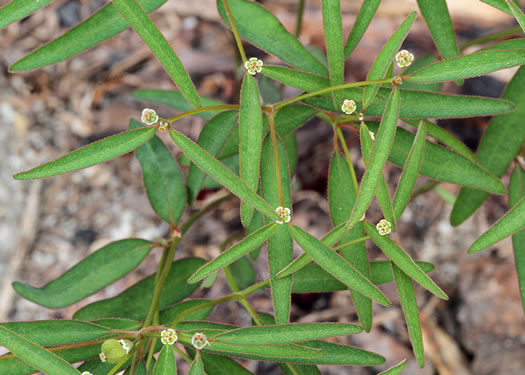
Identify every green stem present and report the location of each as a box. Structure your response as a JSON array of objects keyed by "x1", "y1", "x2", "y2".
[
  {"x1": 267, "y1": 111, "x2": 285, "y2": 207},
  {"x1": 181, "y1": 193, "x2": 234, "y2": 235},
  {"x1": 274, "y1": 77, "x2": 394, "y2": 110},
  {"x1": 295, "y1": 0, "x2": 305, "y2": 38},
  {"x1": 168, "y1": 104, "x2": 239, "y2": 123},
  {"x1": 173, "y1": 344, "x2": 193, "y2": 364},
  {"x1": 336, "y1": 126, "x2": 359, "y2": 193},
  {"x1": 239, "y1": 279, "x2": 269, "y2": 297},
  {"x1": 332, "y1": 236, "x2": 370, "y2": 252},
  {"x1": 459, "y1": 26, "x2": 522, "y2": 51},
  {"x1": 222, "y1": 0, "x2": 247, "y2": 63}
]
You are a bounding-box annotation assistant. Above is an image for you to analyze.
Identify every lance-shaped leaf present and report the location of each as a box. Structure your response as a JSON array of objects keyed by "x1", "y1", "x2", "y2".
[
  {"x1": 481, "y1": 39, "x2": 525, "y2": 52},
  {"x1": 344, "y1": 0, "x2": 381, "y2": 58},
  {"x1": 169, "y1": 129, "x2": 280, "y2": 221},
  {"x1": 73, "y1": 257, "x2": 205, "y2": 320},
  {"x1": 305, "y1": 88, "x2": 515, "y2": 119},
  {"x1": 0, "y1": 0, "x2": 54, "y2": 30},
  {"x1": 510, "y1": 166, "x2": 525, "y2": 313},
  {"x1": 216, "y1": 0, "x2": 328, "y2": 76},
  {"x1": 322, "y1": 0, "x2": 344, "y2": 107},
  {"x1": 213, "y1": 323, "x2": 362, "y2": 346},
  {"x1": 289, "y1": 224, "x2": 390, "y2": 306},
  {"x1": 14, "y1": 127, "x2": 156, "y2": 180},
  {"x1": 159, "y1": 300, "x2": 214, "y2": 325},
  {"x1": 481, "y1": 0, "x2": 521, "y2": 15},
  {"x1": 0, "y1": 320, "x2": 113, "y2": 346},
  {"x1": 291, "y1": 261, "x2": 435, "y2": 293},
  {"x1": 112, "y1": 0, "x2": 200, "y2": 108},
  {"x1": 275, "y1": 105, "x2": 318, "y2": 136},
  {"x1": 133, "y1": 89, "x2": 224, "y2": 120},
  {"x1": 187, "y1": 111, "x2": 239, "y2": 203},
  {"x1": 328, "y1": 151, "x2": 373, "y2": 331},
  {"x1": 261, "y1": 135, "x2": 293, "y2": 324},
  {"x1": 12, "y1": 239, "x2": 153, "y2": 308},
  {"x1": 362, "y1": 12, "x2": 416, "y2": 109},
  {"x1": 365, "y1": 122, "x2": 506, "y2": 194},
  {"x1": 77, "y1": 357, "x2": 115, "y2": 375},
  {"x1": 406, "y1": 49, "x2": 525, "y2": 83},
  {"x1": 10, "y1": 0, "x2": 167, "y2": 71},
  {"x1": 0, "y1": 326, "x2": 79, "y2": 375},
  {"x1": 185, "y1": 350, "x2": 253, "y2": 375},
  {"x1": 361, "y1": 122, "x2": 397, "y2": 230},
  {"x1": 188, "y1": 223, "x2": 278, "y2": 283},
  {"x1": 393, "y1": 121, "x2": 426, "y2": 219},
  {"x1": 377, "y1": 359, "x2": 408, "y2": 374},
  {"x1": 347, "y1": 87, "x2": 400, "y2": 229},
  {"x1": 188, "y1": 351, "x2": 204, "y2": 375},
  {"x1": 364, "y1": 221, "x2": 447, "y2": 300},
  {"x1": 240, "y1": 75, "x2": 263, "y2": 226},
  {"x1": 468, "y1": 197, "x2": 525, "y2": 253},
  {"x1": 125, "y1": 361, "x2": 147, "y2": 375},
  {"x1": 403, "y1": 119, "x2": 473, "y2": 161},
  {"x1": 451, "y1": 65, "x2": 525, "y2": 225},
  {"x1": 154, "y1": 345, "x2": 176, "y2": 375},
  {"x1": 417, "y1": 0, "x2": 459, "y2": 60},
  {"x1": 259, "y1": 74, "x2": 282, "y2": 104},
  {"x1": 130, "y1": 120, "x2": 185, "y2": 225},
  {"x1": 262, "y1": 65, "x2": 330, "y2": 92},
  {"x1": 392, "y1": 264, "x2": 425, "y2": 368}
]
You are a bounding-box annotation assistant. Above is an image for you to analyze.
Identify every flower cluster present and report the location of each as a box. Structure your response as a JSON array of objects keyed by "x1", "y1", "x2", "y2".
[
  {"x1": 141, "y1": 108, "x2": 159, "y2": 126},
  {"x1": 395, "y1": 50, "x2": 414, "y2": 68},
  {"x1": 275, "y1": 207, "x2": 291, "y2": 224},
  {"x1": 192, "y1": 332, "x2": 209, "y2": 349},
  {"x1": 245, "y1": 57, "x2": 263, "y2": 75},
  {"x1": 161, "y1": 328, "x2": 178, "y2": 345},
  {"x1": 341, "y1": 99, "x2": 356, "y2": 115},
  {"x1": 376, "y1": 219, "x2": 392, "y2": 236}
]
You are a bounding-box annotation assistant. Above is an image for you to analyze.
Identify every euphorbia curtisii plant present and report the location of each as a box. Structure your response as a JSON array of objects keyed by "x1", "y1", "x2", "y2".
[{"x1": 1, "y1": 0, "x2": 525, "y2": 373}]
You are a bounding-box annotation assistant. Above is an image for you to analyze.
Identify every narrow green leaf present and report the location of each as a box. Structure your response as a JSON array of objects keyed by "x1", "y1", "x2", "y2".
[
  {"x1": 393, "y1": 121, "x2": 426, "y2": 219},
  {"x1": 509, "y1": 166, "x2": 525, "y2": 313},
  {"x1": 347, "y1": 87, "x2": 400, "y2": 229},
  {"x1": 159, "y1": 300, "x2": 214, "y2": 324},
  {"x1": 403, "y1": 119, "x2": 473, "y2": 161},
  {"x1": 259, "y1": 74, "x2": 282, "y2": 104},
  {"x1": 344, "y1": 0, "x2": 381, "y2": 58},
  {"x1": 10, "y1": 0, "x2": 167, "y2": 71},
  {"x1": 0, "y1": 320, "x2": 112, "y2": 346},
  {"x1": 213, "y1": 323, "x2": 362, "y2": 346},
  {"x1": 77, "y1": 357, "x2": 115, "y2": 375},
  {"x1": 0, "y1": 326, "x2": 79, "y2": 375},
  {"x1": 322, "y1": 0, "x2": 344, "y2": 107},
  {"x1": 261, "y1": 135, "x2": 293, "y2": 324},
  {"x1": 392, "y1": 264, "x2": 425, "y2": 368},
  {"x1": 451, "y1": 65, "x2": 525, "y2": 225},
  {"x1": 0, "y1": 0, "x2": 53, "y2": 30},
  {"x1": 247, "y1": 208, "x2": 265, "y2": 260},
  {"x1": 468, "y1": 197, "x2": 525, "y2": 253},
  {"x1": 169, "y1": 129, "x2": 280, "y2": 221},
  {"x1": 187, "y1": 111, "x2": 239, "y2": 203},
  {"x1": 14, "y1": 127, "x2": 156, "y2": 180},
  {"x1": 229, "y1": 255, "x2": 256, "y2": 290},
  {"x1": 417, "y1": 0, "x2": 459, "y2": 60},
  {"x1": 283, "y1": 132, "x2": 298, "y2": 174},
  {"x1": 291, "y1": 261, "x2": 435, "y2": 293},
  {"x1": 262, "y1": 65, "x2": 330, "y2": 92},
  {"x1": 12, "y1": 239, "x2": 153, "y2": 308},
  {"x1": 364, "y1": 221, "x2": 448, "y2": 300},
  {"x1": 154, "y1": 345, "x2": 176, "y2": 375},
  {"x1": 361, "y1": 122, "x2": 397, "y2": 230},
  {"x1": 289, "y1": 224, "x2": 391, "y2": 306},
  {"x1": 112, "y1": 0, "x2": 201, "y2": 108},
  {"x1": 188, "y1": 351, "x2": 203, "y2": 375},
  {"x1": 132, "y1": 89, "x2": 224, "y2": 120},
  {"x1": 240, "y1": 74, "x2": 263, "y2": 227},
  {"x1": 125, "y1": 361, "x2": 146, "y2": 375},
  {"x1": 481, "y1": 0, "x2": 521, "y2": 15},
  {"x1": 400, "y1": 55, "x2": 442, "y2": 92},
  {"x1": 73, "y1": 257, "x2": 205, "y2": 320},
  {"x1": 129, "y1": 120, "x2": 185, "y2": 225},
  {"x1": 406, "y1": 49, "x2": 525, "y2": 83},
  {"x1": 188, "y1": 223, "x2": 278, "y2": 283},
  {"x1": 216, "y1": 0, "x2": 328, "y2": 76},
  {"x1": 377, "y1": 359, "x2": 408, "y2": 374},
  {"x1": 328, "y1": 152, "x2": 373, "y2": 331},
  {"x1": 362, "y1": 12, "x2": 416, "y2": 109},
  {"x1": 365, "y1": 122, "x2": 506, "y2": 194},
  {"x1": 481, "y1": 38, "x2": 525, "y2": 51},
  {"x1": 186, "y1": 350, "x2": 254, "y2": 375}
]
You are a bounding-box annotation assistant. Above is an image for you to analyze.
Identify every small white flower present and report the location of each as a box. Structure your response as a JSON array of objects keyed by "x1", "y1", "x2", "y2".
[
  {"x1": 141, "y1": 108, "x2": 159, "y2": 126},
  {"x1": 119, "y1": 339, "x2": 133, "y2": 354},
  {"x1": 369, "y1": 130, "x2": 375, "y2": 141},
  {"x1": 245, "y1": 57, "x2": 263, "y2": 75},
  {"x1": 159, "y1": 119, "x2": 170, "y2": 132},
  {"x1": 376, "y1": 219, "x2": 392, "y2": 236},
  {"x1": 395, "y1": 50, "x2": 414, "y2": 68},
  {"x1": 192, "y1": 332, "x2": 209, "y2": 350},
  {"x1": 275, "y1": 206, "x2": 291, "y2": 224},
  {"x1": 81, "y1": 372, "x2": 93, "y2": 375},
  {"x1": 341, "y1": 99, "x2": 357, "y2": 115},
  {"x1": 99, "y1": 352, "x2": 107, "y2": 362},
  {"x1": 160, "y1": 328, "x2": 178, "y2": 345},
  {"x1": 358, "y1": 112, "x2": 364, "y2": 121}
]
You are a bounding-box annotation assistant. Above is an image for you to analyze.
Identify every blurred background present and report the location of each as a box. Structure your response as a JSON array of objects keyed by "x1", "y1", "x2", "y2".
[{"x1": 0, "y1": 0, "x2": 524, "y2": 373}]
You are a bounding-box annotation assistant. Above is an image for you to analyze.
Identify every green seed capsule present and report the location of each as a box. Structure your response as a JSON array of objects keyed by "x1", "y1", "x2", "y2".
[{"x1": 100, "y1": 339, "x2": 133, "y2": 364}]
